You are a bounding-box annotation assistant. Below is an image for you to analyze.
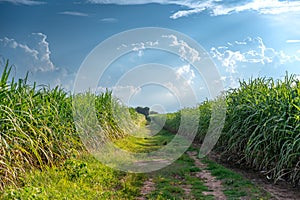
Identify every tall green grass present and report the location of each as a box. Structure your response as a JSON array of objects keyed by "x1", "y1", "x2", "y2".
[
  {"x1": 220, "y1": 74, "x2": 300, "y2": 185},
  {"x1": 153, "y1": 74, "x2": 300, "y2": 185},
  {"x1": 0, "y1": 61, "x2": 80, "y2": 190},
  {"x1": 0, "y1": 60, "x2": 144, "y2": 190}
]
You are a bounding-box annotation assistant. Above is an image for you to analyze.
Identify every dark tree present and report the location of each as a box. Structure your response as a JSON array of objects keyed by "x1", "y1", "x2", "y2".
[{"x1": 135, "y1": 106, "x2": 150, "y2": 118}]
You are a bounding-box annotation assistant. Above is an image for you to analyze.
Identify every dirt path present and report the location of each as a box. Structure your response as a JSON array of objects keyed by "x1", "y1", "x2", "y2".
[
  {"x1": 134, "y1": 128, "x2": 299, "y2": 199},
  {"x1": 137, "y1": 150, "x2": 227, "y2": 200},
  {"x1": 187, "y1": 151, "x2": 227, "y2": 200}
]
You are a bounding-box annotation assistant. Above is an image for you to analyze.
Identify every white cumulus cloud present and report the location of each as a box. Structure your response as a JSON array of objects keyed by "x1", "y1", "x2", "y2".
[
  {"x1": 162, "y1": 34, "x2": 200, "y2": 63},
  {"x1": 0, "y1": 33, "x2": 74, "y2": 90},
  {"x1": 0, "y1": 33, "x2": 56, "y2": 72},
  {"x1": 118, "y1": 40, "x2": 159, "y2": 57},
  {"x1": 176, "y1": 64, "x2": 196, "y2": 85},
  {"x1": 170, "y1": 7, "x2": 206, "y2": 19},
  {"x1": 210, "y1": 37, "x2": 289, "y2": 73},
  {"x1": 31, "y1": 32, "x2": 56, "y2": 72},
  {"x1": 211, "y1": 36, "x2": 300, "y2": 89},
  {"x1": 0, "y1": 37, "x2": 39, "y2": 59}
]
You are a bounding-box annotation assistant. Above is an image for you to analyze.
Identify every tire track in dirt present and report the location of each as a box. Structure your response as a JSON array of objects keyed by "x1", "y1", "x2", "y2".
[
  {"x1": 136, "y1": 173, "x2": 195, "y2": 200},
  {"x1": 187, "y1": 151, "x2": 227, "y2": 200},
  {"x1": 136, "y1": 178, "x2": 155, "y2": 200},
  {"x1": 173, "y1": 174, "x2": 194, "y2": 200}
]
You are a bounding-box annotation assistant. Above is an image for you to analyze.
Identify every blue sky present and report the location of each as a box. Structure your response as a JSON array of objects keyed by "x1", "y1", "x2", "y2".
[{"x1": 1, "y1": 0, "x2": 300, "y2": 112}]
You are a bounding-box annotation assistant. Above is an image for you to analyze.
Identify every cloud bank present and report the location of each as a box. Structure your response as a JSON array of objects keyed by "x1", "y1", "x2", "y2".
[
  {"x1": 286, "y1": 39, "x2": 300, "y2": 44},
  {"x1": 211, "y1": 37, "x2": 300, "y2": 73},
  {"x1": 0, "y1": 33, "x2": 55, "y2": 72},
  {"x1": 211, "y1": 36, "x2": 300, "y2": 88},
  {"x1": 87, "y1": 0, "x2": 300, "y2": 19}
]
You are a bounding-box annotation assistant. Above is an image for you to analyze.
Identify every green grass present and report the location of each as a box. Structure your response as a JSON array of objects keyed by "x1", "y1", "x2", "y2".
[
  {"x1": 1, "y1": 154, "x2": 144, "y2": 199},
  {"x1": 115, "y1": 128, "x2": 175, "y2": 153},
  {"x1": 1, "y1": 125, "x2": 271, "y2": 199}
]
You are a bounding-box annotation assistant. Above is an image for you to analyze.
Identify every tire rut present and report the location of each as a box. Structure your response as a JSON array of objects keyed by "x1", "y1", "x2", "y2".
[
  {"x1": 187, "y1": 151, "x2": 227, "y2": 200},
  {"x1": 136, "y1": 178, "x2": 155, "y2": 200}
]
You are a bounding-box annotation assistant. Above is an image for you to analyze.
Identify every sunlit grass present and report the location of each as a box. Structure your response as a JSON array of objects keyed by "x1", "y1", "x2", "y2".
[
  {"x1": 0, "y1": 60, "x2": 144, "y2": 190},
  {"x1": 152, "y1": 73, "x2": 300, "y2": 185},
  {"x1": 1, "y1": 154, "x2": 144, "y2": 200}
]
